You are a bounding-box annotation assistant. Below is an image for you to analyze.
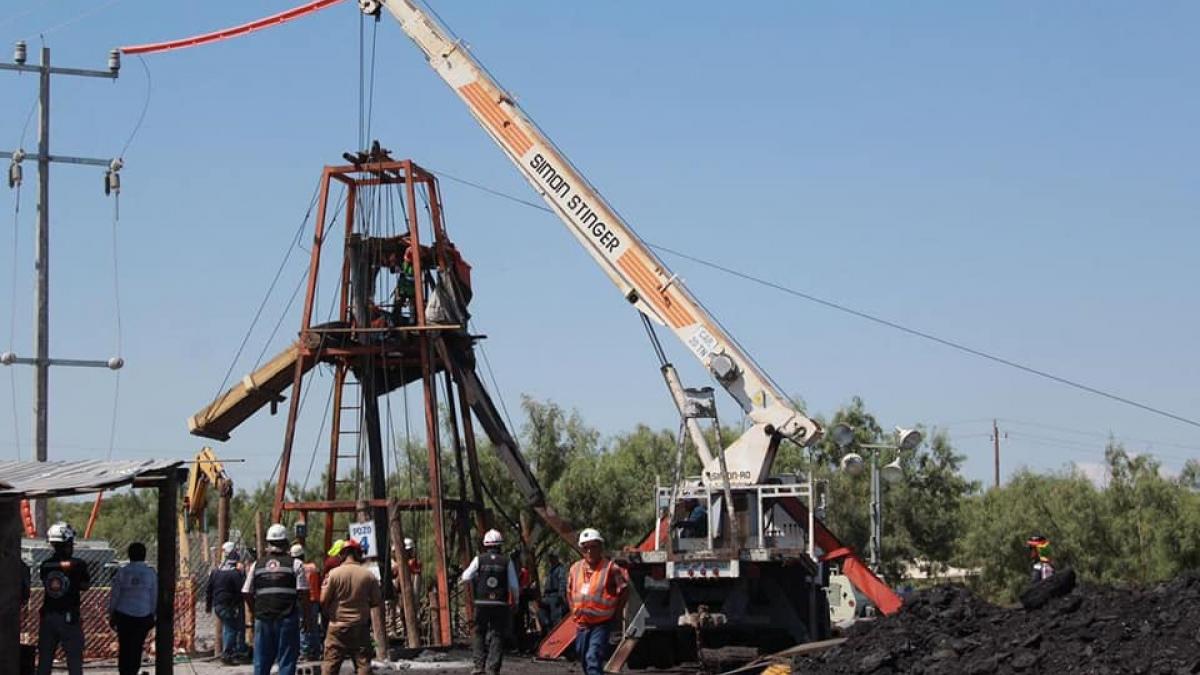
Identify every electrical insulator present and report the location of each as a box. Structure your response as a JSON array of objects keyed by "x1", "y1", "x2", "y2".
[
  {"x1": 14, "y1": 40, "x2": 26, "y2": 66},
  {"x1": 108, "y1": 48, "x2": 120, "y2": 74},
  {"x1": 7, "y1": 162, "x2": 20, "y2": 189},
  {"x1": 105, "y1": 158, "x2": 123, "y2": 196}
]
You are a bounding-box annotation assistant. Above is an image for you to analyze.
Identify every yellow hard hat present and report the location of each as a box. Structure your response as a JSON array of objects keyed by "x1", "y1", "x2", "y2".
[{"x1": 328, "y1": 539, "x2": 346, "y2": 557}]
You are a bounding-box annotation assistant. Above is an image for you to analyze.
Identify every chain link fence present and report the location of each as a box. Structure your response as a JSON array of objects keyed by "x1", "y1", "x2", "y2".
[{"x1": 19, "y1": 532, "x2": 217, "y2": 663}]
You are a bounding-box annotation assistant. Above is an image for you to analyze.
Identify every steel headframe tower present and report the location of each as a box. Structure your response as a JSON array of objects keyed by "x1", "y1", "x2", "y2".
[
  {"x1": 271, "y1": 148, "x2": 489, "y2": 647},
  {"x1": 1, "y1": 42, "x2": 124, "y2": 536}
]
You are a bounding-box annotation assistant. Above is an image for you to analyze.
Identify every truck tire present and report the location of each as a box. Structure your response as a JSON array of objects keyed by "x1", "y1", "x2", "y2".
[{"x1": 1019, "y1": 567, "x2": 1076, "y2": 610}]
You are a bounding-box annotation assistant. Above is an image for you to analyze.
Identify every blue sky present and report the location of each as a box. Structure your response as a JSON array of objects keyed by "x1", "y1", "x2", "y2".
[{"x1": 1, "y1": 1, "x2": 1197, "y2": 493}]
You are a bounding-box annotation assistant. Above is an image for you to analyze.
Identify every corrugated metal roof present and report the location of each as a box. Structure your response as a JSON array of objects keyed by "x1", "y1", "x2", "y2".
[{"x1": 0, "y1": 459, "x2": 184, "y2": 498}]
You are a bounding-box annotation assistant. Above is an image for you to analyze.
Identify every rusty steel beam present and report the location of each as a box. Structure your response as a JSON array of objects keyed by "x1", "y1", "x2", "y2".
[
  {"x1": 272, "y1": 166, "x2": 333, "y2": 522},
  {"x1": 282, "y1": 498, "x2": 478, "y2": 512},
  {"x1": 406, "y1": 160, "x2": 453, "y2": 646}
]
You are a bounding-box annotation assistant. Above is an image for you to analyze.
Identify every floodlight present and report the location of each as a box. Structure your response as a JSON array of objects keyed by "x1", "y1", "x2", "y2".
[
  {"x1": 840, "y1": 452, "x2": 865, "y2": 476},
  {"x1": 832, "y1": 424, "x2": 856, "y2": 449},
  {"x1": 882, "y1": 457, "x2": 904, "y2": 483},
  {"x1": 896, "y1": 427, "x2": 923, "y2": 451}
]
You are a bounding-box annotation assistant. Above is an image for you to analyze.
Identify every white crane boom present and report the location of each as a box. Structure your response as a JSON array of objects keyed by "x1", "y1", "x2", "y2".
[{"x1": 370, "y1": 0, "x2": 821, "y2": 483}]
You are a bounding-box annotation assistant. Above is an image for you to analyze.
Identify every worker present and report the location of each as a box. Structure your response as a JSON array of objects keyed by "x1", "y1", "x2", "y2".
[
  {"x1": 568, "y1": 528, "x2": 629, "y2": 675},
  {"x1": 320, "y1": 540, "x2": 381, "y2": 675},
  {"x1": 1027, "y1": 534, "x2": 1055, "y2": 582},
  {"x1": 674, "y1": 498, "x2": 708, "y2": 539},
  {"x1": 108, "y1": 542, "x2": 157, "y2": 675},
  {"x1": 538, "y1": 552, "x2": 567, "y2": 631},
  {"x1": 404, "y1": 537, "x2": 423, "y2": 598},
  {"x1": 206, "y1": 543, "x2": 248, "y2": 665},
  {"x1": 292, "y1": 543, "x2": 322, "y2": 661},
  {"x1": 242, "y1": 523, "x2": 309, "y2": 675},
  {"x1": 392, "y1": 246, "x2": 417, "y2": 325},
  {"x1": 324, "y1": 539, "x2": 346, "y2": 575},
  {"x1": 512, "y1": 550, "x2": 536, "y2": 652},
  {"x1": 460, "y1": 528, "x2": 518, "y2": 675},
  {"x1": 36, "y1": 521, "x2": 91, "y2": 675}
]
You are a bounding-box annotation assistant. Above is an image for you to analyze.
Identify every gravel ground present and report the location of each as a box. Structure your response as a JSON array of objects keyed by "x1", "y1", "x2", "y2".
[{"x1": 79, "y1": 650, "x2": 585, "y2": 674}]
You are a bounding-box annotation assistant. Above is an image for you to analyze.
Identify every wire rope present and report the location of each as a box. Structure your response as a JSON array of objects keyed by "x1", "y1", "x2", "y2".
[
  {"x1": 117, "y1": 56, "x2": 152, "y2": 159},
  {"x1": 31, "y1": 0, "x2": 128, "y2": 39},
  {"x1": 7, "y1": 177, "x2": 22, "y2": 460},
  {"x1": 209, "y1": 179, "x2": 321, "y2": 402},
  {"x1": 104, "y1": 193, "x2": 124, "y2": 460},
  {"x1": 427, "y1": 168, "x2": 1200, "y2": 432}
]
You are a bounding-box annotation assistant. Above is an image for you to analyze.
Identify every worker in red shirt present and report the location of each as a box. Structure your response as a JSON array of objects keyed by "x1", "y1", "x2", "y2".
[{"x1": 567, "y1": 528, "x2": 629, "y2": 675}]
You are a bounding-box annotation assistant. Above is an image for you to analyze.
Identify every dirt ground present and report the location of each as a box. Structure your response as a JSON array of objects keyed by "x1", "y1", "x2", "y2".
[{"x1": 82, "y1": 650, "x2": 587, "y2": 674}]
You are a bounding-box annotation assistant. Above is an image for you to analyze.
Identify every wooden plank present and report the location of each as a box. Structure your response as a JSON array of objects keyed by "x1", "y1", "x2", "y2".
[
  {"x1": 718, "y1": 638, "x2": 848, "y2": 675},
  {"x1": 188, "y1": 342, "x2": 307, "y2": 441}
]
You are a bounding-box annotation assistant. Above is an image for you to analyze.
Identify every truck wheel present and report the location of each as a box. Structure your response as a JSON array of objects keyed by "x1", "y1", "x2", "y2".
[{"x1": 1019, "y1": 567, "x2": 1076, "y2": 610}]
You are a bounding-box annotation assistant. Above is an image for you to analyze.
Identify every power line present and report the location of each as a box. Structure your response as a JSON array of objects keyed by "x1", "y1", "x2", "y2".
[{"x1": 427, "y1": 167, "x2": 1200, "y2": 432}]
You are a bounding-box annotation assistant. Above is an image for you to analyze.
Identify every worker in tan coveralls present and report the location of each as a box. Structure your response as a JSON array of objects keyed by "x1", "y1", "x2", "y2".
[{"x1": 319, "y1": 540, "x2": 381, "y2": 675}]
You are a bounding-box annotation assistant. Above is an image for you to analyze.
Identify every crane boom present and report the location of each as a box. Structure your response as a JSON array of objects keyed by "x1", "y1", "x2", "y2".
[{"x1": 372, "y1": 0, "x2": 821, "y2": 482}]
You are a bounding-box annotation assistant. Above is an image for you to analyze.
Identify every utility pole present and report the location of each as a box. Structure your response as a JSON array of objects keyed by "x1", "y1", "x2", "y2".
[
  {"x1": 869, "y1": 448, "x2": 881, "y2": 573},
  {"x1": 993, "y1": 419, "x2": 1001, "y2": 489},
  {"x1": 1, "y1": 42, "x2": 123, "y2": 536}
]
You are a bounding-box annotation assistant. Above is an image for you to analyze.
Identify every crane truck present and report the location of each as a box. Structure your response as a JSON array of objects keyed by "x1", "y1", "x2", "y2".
[{"x1": 356, "y1": 0, "x2": 904, "y2": 668}]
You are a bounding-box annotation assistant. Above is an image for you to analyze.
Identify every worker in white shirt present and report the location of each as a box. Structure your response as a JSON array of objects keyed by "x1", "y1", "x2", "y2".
[
  {"x1": 108, "y1": 542, "x2": 157, "y2": 675},
  {"x1": 459, "y1": 529, "x2": 518, "y2": 675},
  {"x1": 242, "y1": 524, "x2": 310, "y2": 675}
]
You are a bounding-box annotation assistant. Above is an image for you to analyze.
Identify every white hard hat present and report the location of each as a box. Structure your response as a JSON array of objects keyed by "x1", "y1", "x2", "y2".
[
  {"x1": 483, "y1": 529, "x2": 503, "y2": 547},
  {"x1": 578, "y1": 528, "x2": 604, "y2": 546},
  {"x1": 404, "y1": 537, "x2": 415, "y2": 550},
  {"x1": 266, "y1": 523, "x2": 289, "y2": 542},
  {"x1": 289, "y1": 543, "x2": 304, "y2": 558},
  {"x1": 47, "y1": 522, "x2": 76, "y2": 544},
  {"x1": 222, "y1": 541, "x2": 236, "y2": 555}
]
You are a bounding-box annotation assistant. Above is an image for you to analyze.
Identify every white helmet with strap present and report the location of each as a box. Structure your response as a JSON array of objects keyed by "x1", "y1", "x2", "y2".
[
  {"x1": 483, "y1": 529, "x2": 503, "y2": 547},
  {"x1": 578, "y1": 528, "x2": 603, "y2": 546},
  {"x1": 266, "y1": 523, "x2": 289, "y2": 542},
  {"x1": 404, "y1": 537, "x2": 415, "y2": 551},
  {"x1": 47, "y1": 521, "x2": 76, "y2": 543}
]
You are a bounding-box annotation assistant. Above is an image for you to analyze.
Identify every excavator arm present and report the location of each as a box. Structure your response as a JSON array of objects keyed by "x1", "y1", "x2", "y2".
[{"x1": 367, "y1": 0, "x2": 821, "y2": 484}]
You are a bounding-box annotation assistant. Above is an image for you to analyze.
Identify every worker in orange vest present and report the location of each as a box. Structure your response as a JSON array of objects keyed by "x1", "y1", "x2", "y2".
[{"x1": 567, "y1": 528, "x2": 629, "y2": 675}]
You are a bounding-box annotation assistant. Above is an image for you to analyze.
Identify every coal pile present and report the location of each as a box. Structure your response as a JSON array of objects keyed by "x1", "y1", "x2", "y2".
[{"x1": 793, "y1": 572, "x2": 1200, "y2": 674}]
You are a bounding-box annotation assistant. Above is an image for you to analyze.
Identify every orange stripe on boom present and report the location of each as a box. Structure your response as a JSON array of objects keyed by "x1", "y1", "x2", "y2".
[
  {"x1": 616, "y1": 253, "x2": 694, "y2": 328},
  {"x1": 459, "y1": 83, "x2": 533, "y2": 156}
]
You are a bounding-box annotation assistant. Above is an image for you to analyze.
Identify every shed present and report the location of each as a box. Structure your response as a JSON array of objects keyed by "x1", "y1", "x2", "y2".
[{"x1": 0, "y1": 459, "x2": 187, "y2": 675}]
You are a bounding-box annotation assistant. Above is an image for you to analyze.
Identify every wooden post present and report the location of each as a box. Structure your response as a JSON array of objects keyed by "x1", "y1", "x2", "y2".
[
  {"x1": 156, "y1": 470, "x2": 180, "y2": 675},
  {"x1": 358, "y1": 500, "x2": 390, "y2": 659},
  {"x1": 388, "y1": 499, "x2": 422, "y2": 648},
  {"x1": 255, "y1": 511, "x2": 265, "y2": 560},
  {"x1": 0, "y1": 499, "x2": 21, "y2": 675}
]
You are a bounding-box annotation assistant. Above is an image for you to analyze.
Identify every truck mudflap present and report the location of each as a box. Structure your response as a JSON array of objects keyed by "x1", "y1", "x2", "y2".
[{"x1": 777, "y1": 497, "x2": 902, "y2": 615}]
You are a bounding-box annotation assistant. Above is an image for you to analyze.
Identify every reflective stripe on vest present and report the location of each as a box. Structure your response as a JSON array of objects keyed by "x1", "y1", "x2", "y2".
[
  {"x1": 252, "y1": 553, "x2": 297, "y2": 619},
  {"x1": 570, "y1": 560, "x2": 619, "y2": 625}
]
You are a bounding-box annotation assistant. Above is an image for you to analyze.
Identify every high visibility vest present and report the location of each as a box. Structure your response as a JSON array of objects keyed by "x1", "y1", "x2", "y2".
[
  {"x1": 252, "y1": 553, "x2": 298, "y2": 619},
  {"x1": 473, "y1": 552, "x2": 509, "y2": 607},
  {"x1": 569, "y1": 559, "x2": 621, "y2": 625}
]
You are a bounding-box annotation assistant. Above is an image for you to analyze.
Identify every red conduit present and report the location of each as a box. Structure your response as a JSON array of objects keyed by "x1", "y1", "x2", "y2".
[
  {"x1": 21, "y1": 499, "x2": 36, "y2": 537},
  {"x1": 120, "y1": 0, "x2": 347, "y2": 55}
]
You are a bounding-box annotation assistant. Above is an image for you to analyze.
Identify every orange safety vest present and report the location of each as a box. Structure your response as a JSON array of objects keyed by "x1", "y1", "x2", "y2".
[{"x1": 568, "y1": 559, "x2": 622, "y2": 625}]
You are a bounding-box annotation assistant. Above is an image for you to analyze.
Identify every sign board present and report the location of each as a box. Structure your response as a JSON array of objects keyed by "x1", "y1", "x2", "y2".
[{"x1": 348, "y1": 520, "x2": 377, "y2": 559}]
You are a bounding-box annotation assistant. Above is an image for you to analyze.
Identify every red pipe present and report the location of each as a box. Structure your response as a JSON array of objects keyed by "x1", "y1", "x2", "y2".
[{"x1": 120, "y1": 0, "x2": 346, "y2": 55}]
